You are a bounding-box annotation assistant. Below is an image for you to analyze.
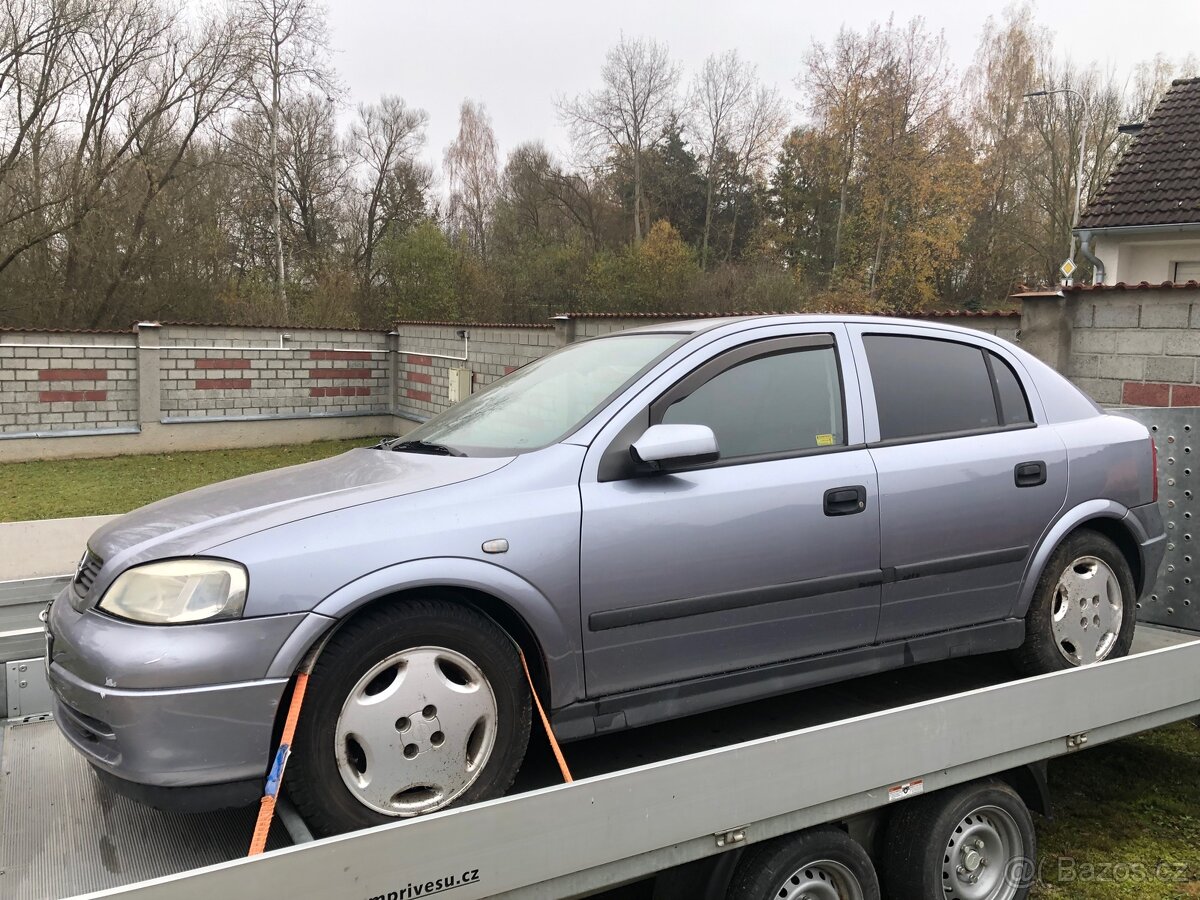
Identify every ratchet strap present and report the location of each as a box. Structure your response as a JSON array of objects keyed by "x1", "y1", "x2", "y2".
[
  {"x1": 248, "y1": 671, "x2": 310, "y2": 856},
  {"x1": 519, "y1": 648, "x2": 573, "y2": 783},
  {"x1": 246, "y1": 646, "x2": 569, "y2": 857}
]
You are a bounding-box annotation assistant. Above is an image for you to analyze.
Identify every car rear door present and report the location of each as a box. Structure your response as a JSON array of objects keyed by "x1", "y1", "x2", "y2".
[
  {"x1": 577, "y1": 323, "x2": 882, "y2": 698},
  {"x1": 847, "y1": 324, "x2": 1068, "y2": 643}
]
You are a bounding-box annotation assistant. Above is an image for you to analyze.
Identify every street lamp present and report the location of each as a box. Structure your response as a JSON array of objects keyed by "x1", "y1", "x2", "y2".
[{"x1": 1024, "y1": 88, "x2": 1091, "y2": 284}]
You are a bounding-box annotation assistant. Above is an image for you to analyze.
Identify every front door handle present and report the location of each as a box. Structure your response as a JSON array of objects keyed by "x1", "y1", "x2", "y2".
[
  {"x1": 1015, "y1": 460, "x2": 1047, "y2": 487},
  {"x1": 824, "y1": 485, "x2": 866, "y2": 516}
]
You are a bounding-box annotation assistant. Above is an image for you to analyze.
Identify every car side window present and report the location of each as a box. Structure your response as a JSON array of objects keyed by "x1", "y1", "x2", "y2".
[
  {"x1": 864, "y1": 334, "x2": 1019, "y2": 441},
  {"x1": 988, "y1": 351, "x2": 1032, "y2": 426},
  {"x1": 660, "y1": 344, "x2": 844, "y2": 459}
]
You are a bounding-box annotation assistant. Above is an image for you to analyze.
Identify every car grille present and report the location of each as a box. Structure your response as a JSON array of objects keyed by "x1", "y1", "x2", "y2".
[{"x1": 73, "y1": 549, "x2": 103, "y2": 598}]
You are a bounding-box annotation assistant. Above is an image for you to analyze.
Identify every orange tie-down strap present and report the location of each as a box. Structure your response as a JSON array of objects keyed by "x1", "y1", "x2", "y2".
[
  {"x1": 247, "y1": 648, "x2": 571, "y2": 856},
  {"x1": 248, "y1": 671, "x2": 309, "y2": 856},
  {"x1": 520, "y1": 648, "x2": 574, "y2": 783}
]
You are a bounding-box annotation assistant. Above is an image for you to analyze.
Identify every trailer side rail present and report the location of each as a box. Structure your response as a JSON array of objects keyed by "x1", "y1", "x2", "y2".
[{"x1": 78, "y1": 633, "x2": 1200, "y2": 900}]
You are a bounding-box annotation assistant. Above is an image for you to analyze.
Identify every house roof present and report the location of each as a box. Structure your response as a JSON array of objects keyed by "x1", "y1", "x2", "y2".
[{"x1": 1078, "y1": 77, "x2": 1200, "y2": 230}]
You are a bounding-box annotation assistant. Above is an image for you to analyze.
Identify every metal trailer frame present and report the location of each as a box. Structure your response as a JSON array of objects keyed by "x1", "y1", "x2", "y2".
[{"x1": 69, "y1": 629, "x2": 1200, "y2": 900}]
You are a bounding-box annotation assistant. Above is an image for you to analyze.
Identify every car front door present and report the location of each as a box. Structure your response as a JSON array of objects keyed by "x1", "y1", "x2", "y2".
[
  {"x1": 577, "y1": 324, "x2": 882, "y2": 698},
  {"x1": 848, "y1": 325, "x2": 1068, "y2": 643}
]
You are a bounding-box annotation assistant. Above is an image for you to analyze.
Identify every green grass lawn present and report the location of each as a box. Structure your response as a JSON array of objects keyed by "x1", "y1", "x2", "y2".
[
  {"x1": 1033, "y1": 721, "x2": 1200, "y2": 898},
  {"x1": 2, "y1": 442, "x2": 1198, "y2": 896},
  {"x1": 0, "y1": 438, "x2": 379, "y2": 522}
]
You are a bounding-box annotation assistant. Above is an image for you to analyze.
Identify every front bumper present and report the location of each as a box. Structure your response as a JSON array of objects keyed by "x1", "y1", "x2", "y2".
[
  {"x1": 46, "y1": 589, "x2": 300, "y2": 792},
  {"x1": 49, "y1": 662, "x2": 287, "y2": 787}
]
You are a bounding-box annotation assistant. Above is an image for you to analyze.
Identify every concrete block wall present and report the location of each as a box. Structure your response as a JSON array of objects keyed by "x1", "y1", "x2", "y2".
[
  {"x1": 0, "y1": 331, "x2": 138, "y2": 436},
  {"x1": 394, "y1": 323, "x2": 557, "y2": 420},
  {"x1": 158, "y1": 326, "x2": 390, "y2": 420},
  {"x1": 1025, "y1": 287, "x2": 1200, "y2": 406},
  {"x1": 566, "y1": 312, "x2": 1021, "y2": 343}
]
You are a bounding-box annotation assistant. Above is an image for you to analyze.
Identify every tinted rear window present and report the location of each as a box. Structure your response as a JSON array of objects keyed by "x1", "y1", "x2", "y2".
[
  {"x1": 989, "y1": 352, "x2": 1032, "y2": 425},
  {"x1": 864, "y1": 335, "x2": 998, "y2": 441}
]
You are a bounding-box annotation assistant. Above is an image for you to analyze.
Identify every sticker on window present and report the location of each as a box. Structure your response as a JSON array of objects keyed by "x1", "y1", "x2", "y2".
[{"x1": 815, "y1": 433, "x2": 835, "y2": 446}]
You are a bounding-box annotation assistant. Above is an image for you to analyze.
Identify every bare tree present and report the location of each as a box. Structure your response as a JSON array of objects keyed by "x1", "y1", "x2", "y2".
[
  {"x1": 444, "y1": 98, "x2": 498, "y2": 261},
  {"x1": 237, "y1": 0, "x2": 334, "y2": 315},
  {"x1": 559, "y1": 35, "x2": 678, "y2": 243},
  {"x1": 690, "y1": 51, "x2": 752, "y2": 267},
  {"x1": 724, "y1": 81, "x2": 785, "y2": 262},
  {"x1": 348, "y1": 94, "x2": 428, "y2": 304},
  {"x1": 279, "y1": 93, "x2": 345, "y2": 262},
  {"x1": 803, "y1": 26, "x2": 882, "y2": 278}
]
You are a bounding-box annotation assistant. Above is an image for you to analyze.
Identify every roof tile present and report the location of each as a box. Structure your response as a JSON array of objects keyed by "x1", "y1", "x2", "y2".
[{"x1": 1080, "y1": 78, "x2": 1200, "y2": 229}]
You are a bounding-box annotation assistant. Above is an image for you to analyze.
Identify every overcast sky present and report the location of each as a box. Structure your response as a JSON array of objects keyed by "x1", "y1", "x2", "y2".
[{"x1": 325, "y1": 0, "x2": 1200, "y2": 170}]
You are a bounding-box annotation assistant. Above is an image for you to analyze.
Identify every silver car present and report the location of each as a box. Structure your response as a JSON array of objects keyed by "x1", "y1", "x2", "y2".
[{"x1": 46, "y1": 316, "x2": 1164, "y2": 834}]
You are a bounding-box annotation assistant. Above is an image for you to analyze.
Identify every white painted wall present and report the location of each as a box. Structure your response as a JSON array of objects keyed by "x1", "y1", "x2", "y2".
[{"x1": 1092, "y1": 233, "x2": 1200, "y2": 284}]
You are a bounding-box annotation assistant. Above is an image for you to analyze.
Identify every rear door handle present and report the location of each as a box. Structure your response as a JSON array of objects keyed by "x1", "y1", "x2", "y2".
[
  {"x1": 824, "y1": 485, "x2": 866, "y2": 516},
  {"x1": 1014, "y1": 461, "x2": 1047, "y2": 487}
]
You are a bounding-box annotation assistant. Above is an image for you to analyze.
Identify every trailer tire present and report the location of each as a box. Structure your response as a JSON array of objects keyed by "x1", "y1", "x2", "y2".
[
  {"x1": 1013, "y1": 529, "x2": 1136, "y2": 676},
  {"x1": 288, "y1": 598, "x2": 531, "y2": 836},
  {"x1": 881, "y1": 780, "x2": 1036, "y2": 900},
  {"x1": 726, "y1": 826, "x2": 880, "y2": 900}
]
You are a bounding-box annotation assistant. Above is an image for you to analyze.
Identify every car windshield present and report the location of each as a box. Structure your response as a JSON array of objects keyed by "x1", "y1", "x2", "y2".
[{"x1": 390, "y1": 332, "x2": 684, "y2": 455}]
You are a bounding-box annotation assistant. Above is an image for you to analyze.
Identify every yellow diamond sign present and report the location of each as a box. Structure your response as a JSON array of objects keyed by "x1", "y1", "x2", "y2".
[{"x1": 1061, "y1": 258, "x2": 1077, "y2": 278}]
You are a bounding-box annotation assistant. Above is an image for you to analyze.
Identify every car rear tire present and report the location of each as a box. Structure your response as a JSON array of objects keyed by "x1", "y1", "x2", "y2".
[
  {"x1": 288, "y1": 598, "x2": 531, "y2": 836},
  {"x1": 1013, "y1": 529, "x2": 1136, "y2": 677},
  {"x1": 881, "y1": 780, "x2": 1036, "y2": 900},
  {"x1": 726, "y1": 826, "x2": 880, "y2": 900}
]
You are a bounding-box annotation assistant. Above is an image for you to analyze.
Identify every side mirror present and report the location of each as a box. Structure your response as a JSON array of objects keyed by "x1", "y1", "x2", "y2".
[{"x1": 630, "y1": 424, "x2": 719, "y2": 472}]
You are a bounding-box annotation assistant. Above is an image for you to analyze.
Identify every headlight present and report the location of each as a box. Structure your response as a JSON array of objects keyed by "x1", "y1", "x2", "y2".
[{"x1": 98, "y1": 559, "x2": 248, "y2": 624}]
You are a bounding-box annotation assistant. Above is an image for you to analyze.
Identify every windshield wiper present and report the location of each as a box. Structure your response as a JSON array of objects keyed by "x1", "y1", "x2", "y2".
[{"x1": 380, "y1": 439, "x2": 466, "y2": 457}]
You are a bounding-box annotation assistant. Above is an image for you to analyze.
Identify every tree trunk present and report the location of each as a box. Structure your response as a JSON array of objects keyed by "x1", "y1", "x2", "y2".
[
  {"x1": 831, "y1": 132, "x2": 856, "y2": 284},
  {"x1": 869, "y1": 197, "x2": 888, "y2": 296},
  {"x1": 271, "y1": 70, "x2": 287, "y2": 317},
  {"x1": 701, "y1": 163, "x2": 715, "y2": 268},
  {"x1": 632, "y1": 148, "x2": 643, "y2": 243}
]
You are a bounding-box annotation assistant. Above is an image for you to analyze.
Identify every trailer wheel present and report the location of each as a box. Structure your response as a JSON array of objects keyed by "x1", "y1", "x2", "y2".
[
  {"x1": 288, "y1": 598, "x2": 531, "y2": 835},
  {"x1": 881, "y1": 780, "x2": 1036, "y2": 900},
  {"x1": 1014, "y1": 529, "x2": 1136, "y2": 676},
  {"x1": 726, "y1": 826, "x2": 880, "y2": 900}
]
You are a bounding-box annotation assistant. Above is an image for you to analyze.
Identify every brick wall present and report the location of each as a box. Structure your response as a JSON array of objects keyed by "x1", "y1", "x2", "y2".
[
  {"x1": 158, "y1": 326, "x2": 389, "y2": 420},
  {"x1": 0, "y1": 332, "x2": 138, "y2": 436},
  {"x1": 23, "y1": 304, "x2": 1175, "y2": 461}
]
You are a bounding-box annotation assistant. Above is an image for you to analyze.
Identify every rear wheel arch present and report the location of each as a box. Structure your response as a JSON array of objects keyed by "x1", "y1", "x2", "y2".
[
  {"x1": 1018, "y1": 503, "x2": 1143, "y2": 618},
  {"x1": 1074, "y1": 517, "x2": 1144, "y2": 596}
]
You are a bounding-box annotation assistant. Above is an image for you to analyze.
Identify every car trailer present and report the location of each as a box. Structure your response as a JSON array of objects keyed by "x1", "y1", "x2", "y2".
[{"x1": 2, "y1": 410, "x2": 1199, "y2": 900}]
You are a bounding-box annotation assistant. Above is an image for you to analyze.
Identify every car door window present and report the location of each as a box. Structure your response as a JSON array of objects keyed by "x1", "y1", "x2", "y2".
[
  {"x1": 988, "y1": 351, "x2": 1032, "y2": 426},
  {"x1": 864, "y1": 335, "x2": 1007, "y2": 441},
  {"x1": 660, "y1": 344, "x2": 844, "y2": 459}
]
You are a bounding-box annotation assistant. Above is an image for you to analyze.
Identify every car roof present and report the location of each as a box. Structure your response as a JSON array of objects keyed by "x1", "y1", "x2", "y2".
[{"x1": 613, "y1": 314, "x2": 997, "y2": 338}]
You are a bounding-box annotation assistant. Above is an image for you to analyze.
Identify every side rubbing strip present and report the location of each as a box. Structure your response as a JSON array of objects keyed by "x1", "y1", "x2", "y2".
[
  {"x1": 889, "y1": 545, "x2": 1029, "y2": 582},
  {"x1": 588, "y1": 570, "x2": 885, "y2": 632}
]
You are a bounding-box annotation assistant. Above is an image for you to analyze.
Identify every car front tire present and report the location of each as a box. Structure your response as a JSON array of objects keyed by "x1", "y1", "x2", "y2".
[{"x1": 288, "y1": 598, "x2": 531, "y2": 836}]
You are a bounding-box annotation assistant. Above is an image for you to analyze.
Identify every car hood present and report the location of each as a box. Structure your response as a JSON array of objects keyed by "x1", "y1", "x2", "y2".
[{"x1": 88, "y1": 448, "x2": 513, "y2": 567}]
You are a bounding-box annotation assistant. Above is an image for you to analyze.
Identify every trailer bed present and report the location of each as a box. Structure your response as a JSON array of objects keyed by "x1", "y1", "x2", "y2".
[{"x1": 2, "y1": 624, "x2": 1196, "y2": 900}]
